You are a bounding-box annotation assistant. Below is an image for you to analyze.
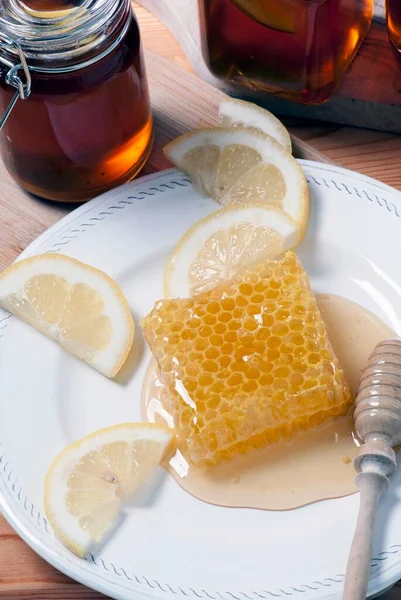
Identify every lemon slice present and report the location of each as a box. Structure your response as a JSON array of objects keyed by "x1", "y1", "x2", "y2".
[
  {"x1": 0, "y1": 254, "x2": 134, "y2": 378},
  {"x1": 44, "y1": 423, "x2": 174, "y2": 557},
  {"x1": 219, "y1": 97, "x2": 291, "y2": 152},
  {"x1": 232, "y1": 0, "x2": 296, "y2": 34},
  {"x1": 164, "y1": 205, "x2": 298, "y2": 298},
  {"x1": 164, "y1": 127, "x2": 310, "y2": 236}
]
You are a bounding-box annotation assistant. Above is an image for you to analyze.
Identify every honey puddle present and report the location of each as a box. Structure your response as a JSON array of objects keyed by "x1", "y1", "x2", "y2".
[{"x1": 141, "y1": 294, "x2": 396, "y2": 510}]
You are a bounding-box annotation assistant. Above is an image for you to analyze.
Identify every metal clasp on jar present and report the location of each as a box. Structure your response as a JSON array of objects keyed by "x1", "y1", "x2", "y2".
[{"x1": 0, "y1": 33, "x2": 31, "y2": 130}]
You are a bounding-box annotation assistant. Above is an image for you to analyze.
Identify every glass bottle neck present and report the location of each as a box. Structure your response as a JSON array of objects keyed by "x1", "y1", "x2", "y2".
[{"x1": 0, "y1": 0, "x2": 130, "y2": 70}]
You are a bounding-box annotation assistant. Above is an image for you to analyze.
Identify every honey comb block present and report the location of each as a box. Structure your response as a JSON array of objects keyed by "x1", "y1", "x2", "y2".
[{"x1": 142, "y1": 252, "x2": 352, "y2": 464}]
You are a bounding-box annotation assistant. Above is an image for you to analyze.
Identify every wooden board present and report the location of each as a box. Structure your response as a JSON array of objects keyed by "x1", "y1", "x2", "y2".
[
  {"x1": 1, "y1": 5, "x2": 401, "y2": 599},
  {"x1": 138, "y1": 0, "x2": 401, "y2": 132}
]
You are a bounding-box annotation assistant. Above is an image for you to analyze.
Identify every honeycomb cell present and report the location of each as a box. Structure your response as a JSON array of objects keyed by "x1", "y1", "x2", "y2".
[
  {"x1": 260, "y1": 374, "x2": 274, "y2": 386},
  {"x1": 260, "y1": 361, "x2": 273, "y2": 373},
  {"x1": 187, "y1": 317, "x2": 201, "y2": 328},
  {"x1": 194, "y1": 338, "x2": 209, "y2": 351},
  {"x1": 270, "y1": 279, "x2": 281, "y2": 289},
  {"x1": 236, "y1": 296, "x2": 248, "y2": 308},
  {"x1": 244, "y1": 319, "x2": 258, "y2": 332},
  {"x1": 221, "y1": 298, "x2": 235, "y2": 311},
  {"x1": 272, "y1": 323, "x2": 289, "y2": 337},
  {"x1": 175, "y1": 353, "x2": 188, "y2": 366},
  {"x1": 239, "y1": 283, "x2": 253, "y2": 296},
  {"x1": 290, "y1": 319, "x2": 304, "y2": 332},
  {"x1": 183, "y1": 378, "x2": 197, "y2": 392},
  {"x1": 215, "y1": 323, "x2": 227, "y2": 334},
  {"x1": 210, "y1": 334, "x2": 224, "y2": 346},
  {"x1": 225, "y1": 331, "x2": 238, "y2": 342},
  {"x1": 243, "y1": 380, "x2": 258, "y2": 393},
  {"x1": 186, "y1": 364, "x2": 200, "y2": 378},
  {"x1": 253, "y1": 341, "x2": 266, "y2": 354},
  {"x1": 294, "y1": 304, "x2": 306, "y2": 316},
  {"x1": 308, "y1": 352, "x2": 321, "y2": 365},
  {"x1": 204, "y1": 314, "x2": 217, "y2": 326},
  {"x1": 211, "y1": 381, "x2": 225, "y2": 394},
  {"x1": 262, "y1": 314, "x2": 274, "y2": 327},
  {"x1": 207, "y1": 302, "x2": 220, "y2": 314},
  {"x1": 208, "y1": 395, "x2": 220, "y2": 409},
  {"x1": 219, "y1": 356, "x2": 231, "y2": 368},
  {"x1": 228, "y1": 373, "x2": 243, "y2": 386},
  {"x1": 182, "y1": 329, "x2": 197, "y2": 341},
  {"x1": 275, "y1": 308, "x2": 290, "y2": 320},
  {"x1": 291, "y1": 373, "x2": 304, "y2": 387},
  {"x1": 199, "y1": 325, "x2": 213, "y2": 338},
  {"x1": 199, "y1": 373, "x2": 213, "y2": 387},
  {"x1": 274, "y1": 366, "x2": 290, "y2": 378},
  {"x1": 290, "y1": 333, "x2": 305, "y2": 345},
  {"x1": 203, "y1": 360, "x2": 217, "y2": 372},
  {"x1": 221, "y1": 343, "x2": 234, "y2": 355},
  {"x1": 228, "y1": 321, "x2": 241, "y2": 332},
  {"x1": 267, "y1": 336, "x2": 281, "y2": 349},
  {"x1": 194, "y1": 306, "x2": 206, "y2": 318},
  {"x1": 256, "y1": 328, "x2": 269, "y2": 341},
  {"x1": 245, "y1": 366, "x2": 260, "y2": 379},
  {"x1": 205, "y1": 347, "x2": 219, "y2": 360},
  {"x1": 247, "y1": 304, "x2": 262, "y2": 317},
  {"x1": 267, "y1": 349, "x2": 280, "y2": 361},
  {"x1": 293, "y1": 346, "x2": 307, "y2": 358},
  {"x1": 142, "y1": 251, "x2": 352, "y2": 464}
]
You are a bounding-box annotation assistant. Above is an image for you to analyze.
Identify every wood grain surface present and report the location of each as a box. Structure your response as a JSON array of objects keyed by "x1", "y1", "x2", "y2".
[{"x1": 1, "y1": 5, "x2": 401, "y2": 599}]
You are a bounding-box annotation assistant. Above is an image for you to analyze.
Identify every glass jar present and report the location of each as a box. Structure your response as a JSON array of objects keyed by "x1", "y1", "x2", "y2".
[
  {"x1": 198, "y1": 0, "x2": 373, "y2": 105},
  {"x1": 0, "y1": 0, "x2": 153, "y2": 202},
  {"x1": 387, "y1": 0, "x2": 401, "y2": 51}
]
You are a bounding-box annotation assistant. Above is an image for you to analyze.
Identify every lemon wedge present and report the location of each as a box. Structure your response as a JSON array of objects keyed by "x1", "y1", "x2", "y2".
[
  {"x1": 164, "y1": 205, "x2": 298, "y2": 298},
  {"x1": 0, "y1": 254, "x2": 134, "y2": 378},
  {"x1": 164, "y1": 127, "x2": 310, "y2": 237},
  {"x1": 232, "y1": 0, "x2": 296, "y2": 34},
  {"x1": 219, "y1": 97, "x2": 292, "y2": 152},
  {"x1": 44, "y1": 423, "x2": 174, "y2": 557}
]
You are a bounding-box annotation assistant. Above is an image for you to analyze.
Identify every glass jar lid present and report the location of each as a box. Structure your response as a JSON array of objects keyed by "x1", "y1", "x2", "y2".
[
  {"x1": 0, "y1": 0, "x2": 130, "y2": 131},
  {"x1": 0, "y1": 0, "x2": 130, "y2": 71}
]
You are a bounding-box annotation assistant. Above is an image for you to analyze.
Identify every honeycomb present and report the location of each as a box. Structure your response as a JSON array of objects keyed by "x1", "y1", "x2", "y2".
[{"x1": 142, "y1": 251, "x2": 352, "y2": 464}]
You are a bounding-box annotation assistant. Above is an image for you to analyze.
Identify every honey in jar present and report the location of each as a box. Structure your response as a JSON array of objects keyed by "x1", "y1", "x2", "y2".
[
  {"x1": 387, "y1": 0, "x2": 401, "y2": 51},
  {"x1": 0, "y1": 0, "x2": 153, "y2": 202},
  {"x1": 198, "y1": 0, "x2": 373, "y2": 105}
]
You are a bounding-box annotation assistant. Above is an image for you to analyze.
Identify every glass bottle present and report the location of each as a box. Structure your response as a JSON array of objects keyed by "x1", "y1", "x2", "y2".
[
  {"x1": 387, "y1": 0, "x2": 401, "y2": 51},
  {"x1": 0, "y1": 0, "x2": 153, "y2": 202},
  {"x1": 198, "y1": 0, "x2": 373, "y2": 105}
]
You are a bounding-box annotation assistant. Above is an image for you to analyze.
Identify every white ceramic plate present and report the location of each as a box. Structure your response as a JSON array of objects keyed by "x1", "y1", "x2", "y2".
[{"x1": 1, "y1": 161, "x2": 401, "y2": 600}]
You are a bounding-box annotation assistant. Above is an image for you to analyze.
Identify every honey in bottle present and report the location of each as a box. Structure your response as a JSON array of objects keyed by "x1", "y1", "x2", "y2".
[
  {"x1": 198, "y1": 0, "x2": 373, "y2": 105},
  {"x1": 387, "y1": 0, "x2": 401, "y2": 51},
  {"x1": 0, "y1": 0, "x2": 153, "y2": 202}
]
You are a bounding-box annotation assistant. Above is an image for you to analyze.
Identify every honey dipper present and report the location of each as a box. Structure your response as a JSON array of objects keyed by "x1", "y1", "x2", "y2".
[{"x1": 343, "y1": 339, "x2": 401, "y2": 599}]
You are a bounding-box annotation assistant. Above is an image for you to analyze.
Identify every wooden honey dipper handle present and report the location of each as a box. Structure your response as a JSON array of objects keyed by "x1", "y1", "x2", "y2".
[{"x1": 343, "y1": 339, "x2": 401, "y2": 599}]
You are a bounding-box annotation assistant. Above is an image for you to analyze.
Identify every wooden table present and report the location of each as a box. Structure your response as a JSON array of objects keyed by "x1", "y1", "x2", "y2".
[{"x1": 1, "y1": 5, "x2": 401, "y2": 599}]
